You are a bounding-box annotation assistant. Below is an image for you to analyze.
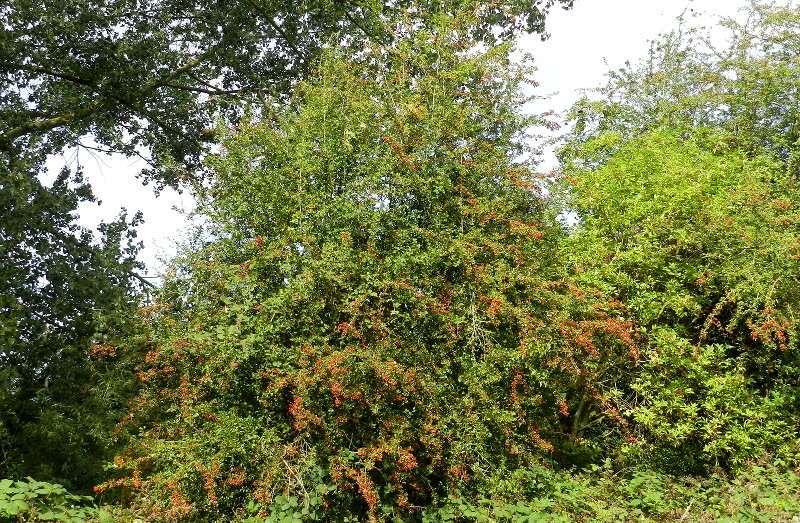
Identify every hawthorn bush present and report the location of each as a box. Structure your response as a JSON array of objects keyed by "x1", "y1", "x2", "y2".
[{"x1": 98, "y1": 13, "x2": 638, "y2": 522}]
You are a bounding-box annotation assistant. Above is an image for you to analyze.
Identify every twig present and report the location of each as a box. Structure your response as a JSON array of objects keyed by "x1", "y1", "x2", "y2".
[{"x1": 679, "y1": 497, "x2": 695, "y2": 521}]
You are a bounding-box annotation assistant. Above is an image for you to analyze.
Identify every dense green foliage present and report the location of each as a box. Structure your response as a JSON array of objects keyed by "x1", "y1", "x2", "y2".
[
  {"x1": 559, "y1": 129, "x2": 800, "y2": 471},
  {"x1": 0, "y1": 0, "x2": 571, "y2": 186},
  {"x1": 0, "y1": 477, "x2": 111, "y2": 522},
  {"x1": 0, "y1": 153, "x2": 143, "y2": 490},
  {"x1": 96, "y1": 13, "x2": 636, "y2": 521},
  {"x1": 3, "y1": 0, "x2": 800, "y2": 521},
  {"x1": 555, "y1": 0, "x2": 800, "y2": 474},
  {"x1": 0, "y1": 0, "x2": 570, "y2": 497},
  {"x1": 241, "y1": 457, "x2": 800, "y2": 522}
]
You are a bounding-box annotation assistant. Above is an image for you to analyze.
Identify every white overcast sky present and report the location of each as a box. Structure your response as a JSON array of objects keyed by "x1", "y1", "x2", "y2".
[{"x1": 65, "y1": 0, "x2": 751, "y2": 275}]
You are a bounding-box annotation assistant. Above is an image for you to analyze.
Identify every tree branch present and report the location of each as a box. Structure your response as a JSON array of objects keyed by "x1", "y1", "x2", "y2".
[
  {"x1": 343, "y1": 11, "x2": 386, "y2": 46},
  {"x1": 241, "y1": 0, "x2": 304, "y2": 62},
  {"x1": 0, "y1": 99, "x2": 112, "y2": 153},
  {"x1": 146, "y1": 50, "x2": 215, "y2": 94},
  {"x1": 160, "y1": 82, "x2": 245, "y2": 95},
  {"x1": 0, "y1": 52, "x2": 214, "y2": 153},
  {"x1": 4, "y1": 63, "x2": 98, "y2": 89},
  {"x1": 132, "y1": 272, "x2": 157, "y2": 288}
]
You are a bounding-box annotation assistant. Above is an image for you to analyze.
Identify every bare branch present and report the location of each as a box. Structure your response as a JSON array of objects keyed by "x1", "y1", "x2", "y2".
[
  {"x1": 132, "y1": 272, "x2": 157, "y2": 288},
  {"x1": 160, "y1": 82, "x2": 246, "y2": 95}
]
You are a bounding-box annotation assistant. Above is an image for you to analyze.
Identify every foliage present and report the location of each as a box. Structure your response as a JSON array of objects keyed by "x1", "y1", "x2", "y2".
[
  {"x1": 241, "y1": 458, "x2": 800, "y2": 523},
  {"x1": 561, "y1": 0, "x2": 800, "y2": 169},
  {"x1": 6, "y1": 0, "x2": 799, "y2": 518},
  {"x1": 0, "y1": 0, "x2": 572, "y2": 187},
  {"x1": 0, "y1": 477, "x2": 112, "y2": 522},
  {"x1": 556, "y1": 0, "x2": 800, "y2": 472},
  {"x1": 239, "y1": 486, "x2": 335, "y2": 523},
  {"x1": 0, "y1": 0, "x2": 572, "y2": 493},
  {"x1": 560, "y1": 129, "x2": 800, "y2": 471},
  {"x1": 424, "y1": 457, "x2": 800, "y2": 522},
  {"x1": 98, "y1": 13, "x2": 637, "y2": 522},
  {"x1": 0, "y1": 151, "x2": 145, "y2": 490},
  {"x1": 549, "y1": 457, "x2": 800, "y2": 522},
  {"x1": 0, "y1": 0, "x2": 569, "y2": 497}
]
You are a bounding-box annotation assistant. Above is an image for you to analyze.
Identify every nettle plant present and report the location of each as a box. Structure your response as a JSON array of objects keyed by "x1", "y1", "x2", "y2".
[{"x1": 99, "y1": 12, "x2": 637, "y2": 522}]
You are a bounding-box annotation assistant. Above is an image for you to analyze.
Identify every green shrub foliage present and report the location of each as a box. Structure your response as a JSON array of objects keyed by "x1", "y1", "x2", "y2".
[
  {"x1": 98, "y1": 13, "x2": 637, "y2": 522},
  {"x1": 560, "y1": 130, "x2": 800, "y2": 469},
  {"x1": 557, "y1": 0, "x2": 800, "y2": 471},
  {"x1": 0, "y1": 477, "x2": 109, "y2": 522}
]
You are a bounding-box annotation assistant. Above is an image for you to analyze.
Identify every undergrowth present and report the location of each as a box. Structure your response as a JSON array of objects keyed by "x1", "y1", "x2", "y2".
[
  {"x1": 6, "y1": 453, "x2": 799, "y2": 521},
  {"x1": 104, "y1": 453, "x2": 800, "y2": 522}
]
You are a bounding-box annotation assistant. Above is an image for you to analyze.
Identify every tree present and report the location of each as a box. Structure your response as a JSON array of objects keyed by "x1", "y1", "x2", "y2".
[
  {"x1": 98, "y1": 13, "x2": 635, "y2": 521},
  {"x1": 0, "y1": 0, "x2": 574, "y2": 494},
  {"x1": 556, "y1": 1, "x2": 800, "y2": 471},
  {"x1": 0, "y1": 152, "x2": 144, "y2": 489},
  {"x1": 0, "y1": 0, "x2": 573, "y2": 186},
  {"x1": 561, "y1": 1, "x2": 800, "y2": 172}
]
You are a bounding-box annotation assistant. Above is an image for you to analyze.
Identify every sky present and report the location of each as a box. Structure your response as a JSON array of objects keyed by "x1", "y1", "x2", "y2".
[
  {"x1": 63, "y1": 0, "x2": 751, "y2": 276},
  {"x1": 521, "y1": 0, "x2": 747, "y2": 109}
]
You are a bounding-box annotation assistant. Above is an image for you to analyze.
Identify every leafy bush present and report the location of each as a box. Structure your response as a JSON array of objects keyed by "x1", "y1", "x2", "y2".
[
  {"x1": 98, "y1": 12, "x2": 638, "y2": 522},
  {"x1": 555, "y1": 1, "x2": 800, "y2": 472},
  {"x1": 558, "y1": 128, "x2": 800, "y2": 468},
  {"x1": 0, "y1": 477, "x2": 110, "y2": 522},
  {"x1": 627, "y1": 331, "x2": 794, "y2": 471}
]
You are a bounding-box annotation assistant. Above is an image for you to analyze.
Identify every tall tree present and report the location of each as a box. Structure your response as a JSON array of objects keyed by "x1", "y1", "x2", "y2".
[
  {"x1": 98, "y1": 13, "x2": 635, "y2": 521},
  {"x1": 0, "y1": 152, "x2": 144, "y2": 489}
]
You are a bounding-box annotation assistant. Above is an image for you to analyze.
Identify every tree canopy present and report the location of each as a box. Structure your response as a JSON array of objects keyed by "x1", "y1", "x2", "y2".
[
  {"x1": 0, "y1": 0, "x2": 573, "y2": 186},
  {"x1": 0, "y1": 155, "x2": 143, "y2": 488}
]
